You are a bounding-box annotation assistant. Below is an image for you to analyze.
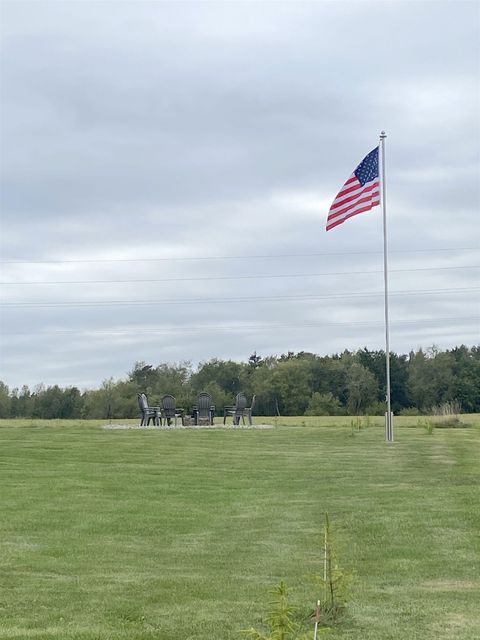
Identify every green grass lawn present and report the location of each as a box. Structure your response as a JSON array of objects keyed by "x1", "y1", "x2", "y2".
[{"x1": 0, "y1": 417, "x2": 479, "y2": 639}]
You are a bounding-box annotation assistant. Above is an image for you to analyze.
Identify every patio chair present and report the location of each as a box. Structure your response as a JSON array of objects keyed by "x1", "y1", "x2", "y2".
[
  {"x1": 223, "y1": 392, "x2": 248, "y2": 425},
  {"x1": 161, "y1": 395, "x2": 185, "y2": 426},
  {"x1": 137, "y1": 393, "x2": 161, "y2": 426},
  {"x1": 244, "y1": 394, "x2": 256, "y2": 426},
  {"x1": 193, "y1": 391, "x2": 215, "y2": 426}
]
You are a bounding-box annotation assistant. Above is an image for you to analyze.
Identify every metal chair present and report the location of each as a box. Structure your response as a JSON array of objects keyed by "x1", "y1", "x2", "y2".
[
  {"x1": 161, "y1": 395, "x2": 184, "y2": 426},
  {"x1": 193, "y1": 392, "x2": 215, "y2": 425},
  {"x1": 137, "y1": 393, "x2": 161, "y2": 426},
  {"x1": 223, "y1": 392, "x2": 248, "y2": 425}
]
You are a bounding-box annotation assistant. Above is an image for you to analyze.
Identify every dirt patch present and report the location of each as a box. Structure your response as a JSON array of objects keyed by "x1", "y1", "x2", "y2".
[
  {"x1": 429, "y1": 455, "x2": 456, "y2": 465},
  {"x1": 420, "y1": 580, "x2": 477, "y2": 591},
  {"x1": 102, "y1": 423, "x2": 274, "y2": 430}
]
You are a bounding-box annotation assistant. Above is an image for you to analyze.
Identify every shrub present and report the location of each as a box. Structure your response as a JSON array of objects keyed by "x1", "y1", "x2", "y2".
[
  {"x1": 304, "y1": 393, "x2": 344, "y2": 416},
  {"x1": 364, "y1": 401, "x2": 386, "y2": 415},
  {"x1": 399, "y1": 407, "x2": 421, "y2": 416},
  {"x1": 417, "y1": 418, "x2": 434, "y2": 435}
]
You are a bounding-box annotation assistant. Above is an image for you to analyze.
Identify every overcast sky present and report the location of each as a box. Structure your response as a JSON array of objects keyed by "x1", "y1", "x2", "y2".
[{"x1": 1, "y1": 0, "x2": 479, "y2": 391}]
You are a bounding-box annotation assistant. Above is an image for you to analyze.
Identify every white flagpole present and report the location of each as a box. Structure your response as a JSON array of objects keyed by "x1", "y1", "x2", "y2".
[{"x1": 380, "y1": 131, "x2": 393, "y2": 442}]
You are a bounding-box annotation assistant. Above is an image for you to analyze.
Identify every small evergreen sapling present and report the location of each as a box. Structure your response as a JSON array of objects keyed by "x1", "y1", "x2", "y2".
[
  {"x1": 241, "y1": 581, "x2": 319, "y2": 640},
  {"x1": 311, "y1": 513, "x2": 353, "y2": 624}
]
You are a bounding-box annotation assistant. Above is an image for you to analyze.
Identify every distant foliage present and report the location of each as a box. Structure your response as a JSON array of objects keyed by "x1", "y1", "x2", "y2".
[
  {"x1": 399, "y1": 407, "x2": 421, "y2": 416},
  {"x1": 1, "y1": 345, "x2": 479, "y2": 418},
  {"x1": 305, "y1": 392, "x2": 344, "y2": 416}
]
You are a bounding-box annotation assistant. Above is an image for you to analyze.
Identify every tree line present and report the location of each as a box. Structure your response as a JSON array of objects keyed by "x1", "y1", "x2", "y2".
[{"x1": 0, "y1": 345, "x2": 479, "y2": 420}]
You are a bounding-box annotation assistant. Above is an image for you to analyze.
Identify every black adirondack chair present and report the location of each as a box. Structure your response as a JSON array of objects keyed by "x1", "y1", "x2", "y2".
[
  {"x1": 244, "y1": 394, "x2": 256, "y2": 426},
  {"x1": 223, "y1": 392, "x2": 248, "y2": 425},
  {"x1": 193, "y1": 392, "x2": 215, "y2": 426},
  {"x1": 161, "y1": 395, "x2": 184, "y2": 426},
  {"x1": 137, "y1": 393, "x2": 161, "y2": 426}
]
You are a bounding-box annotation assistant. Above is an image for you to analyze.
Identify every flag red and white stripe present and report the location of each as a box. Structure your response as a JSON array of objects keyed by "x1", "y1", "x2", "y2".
[{"x1": 326, "y1": 147, "x2": 380, "y2": 231}]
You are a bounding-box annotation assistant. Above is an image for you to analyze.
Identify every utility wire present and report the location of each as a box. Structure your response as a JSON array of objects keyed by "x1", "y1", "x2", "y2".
[
  {"x1": 2, "y1": 264, "x2": 478, "y2": 286},
  {"x1": 0, "y1": 246, "x2": 477, "y2": 265},
  {"x1": 2, "y1": 315, "x2": 477, "y2": 337},
  {"x1": 2, "y1": 286, "x2": 478, "y2": 308}
]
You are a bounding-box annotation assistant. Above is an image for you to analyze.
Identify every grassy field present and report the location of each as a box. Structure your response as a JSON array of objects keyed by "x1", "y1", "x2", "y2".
[{"x1": 0, "y1": 416, "x2": 479, "y2": 639}]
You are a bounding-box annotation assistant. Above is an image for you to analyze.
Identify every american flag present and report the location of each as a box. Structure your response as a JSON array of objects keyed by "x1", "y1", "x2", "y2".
[{"x1": 326, "y1": 146, "x2": 380, "y2": 231}]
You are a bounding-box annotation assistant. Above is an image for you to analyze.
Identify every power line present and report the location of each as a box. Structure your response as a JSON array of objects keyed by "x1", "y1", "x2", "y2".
[
  {"x1": 0, "y1": 246, "x2": 477, "y2": 265},
  {"x1": 2, "y1": 264, "x2": 478, "y2": 286},
  {"x1": 1, "y1": 287, "x2": 478, "y2": 308},
  {"x1": 1, "y1": 316, "x2": 478, "y2": 337}
]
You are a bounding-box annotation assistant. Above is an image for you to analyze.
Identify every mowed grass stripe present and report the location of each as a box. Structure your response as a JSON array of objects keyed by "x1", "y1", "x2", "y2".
[{"x1": 0, "y1": 420, "x2": 479, "y2": 639}]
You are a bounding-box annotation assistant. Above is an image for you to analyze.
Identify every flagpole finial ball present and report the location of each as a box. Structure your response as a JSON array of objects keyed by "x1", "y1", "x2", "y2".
[{"x1": 380, "y1": 130, "x2": 386, "y2": 137}]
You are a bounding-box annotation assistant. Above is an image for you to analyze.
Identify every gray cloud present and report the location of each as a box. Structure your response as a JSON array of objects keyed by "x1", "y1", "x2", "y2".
[{"x1": 1, "y1": 0, "x2": 479, "y2": 389}]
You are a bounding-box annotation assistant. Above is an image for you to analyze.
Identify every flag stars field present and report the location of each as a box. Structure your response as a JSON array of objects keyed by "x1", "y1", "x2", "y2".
[{"x1": 326, "y1": 146, "x2": 381, "y2": 232}]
